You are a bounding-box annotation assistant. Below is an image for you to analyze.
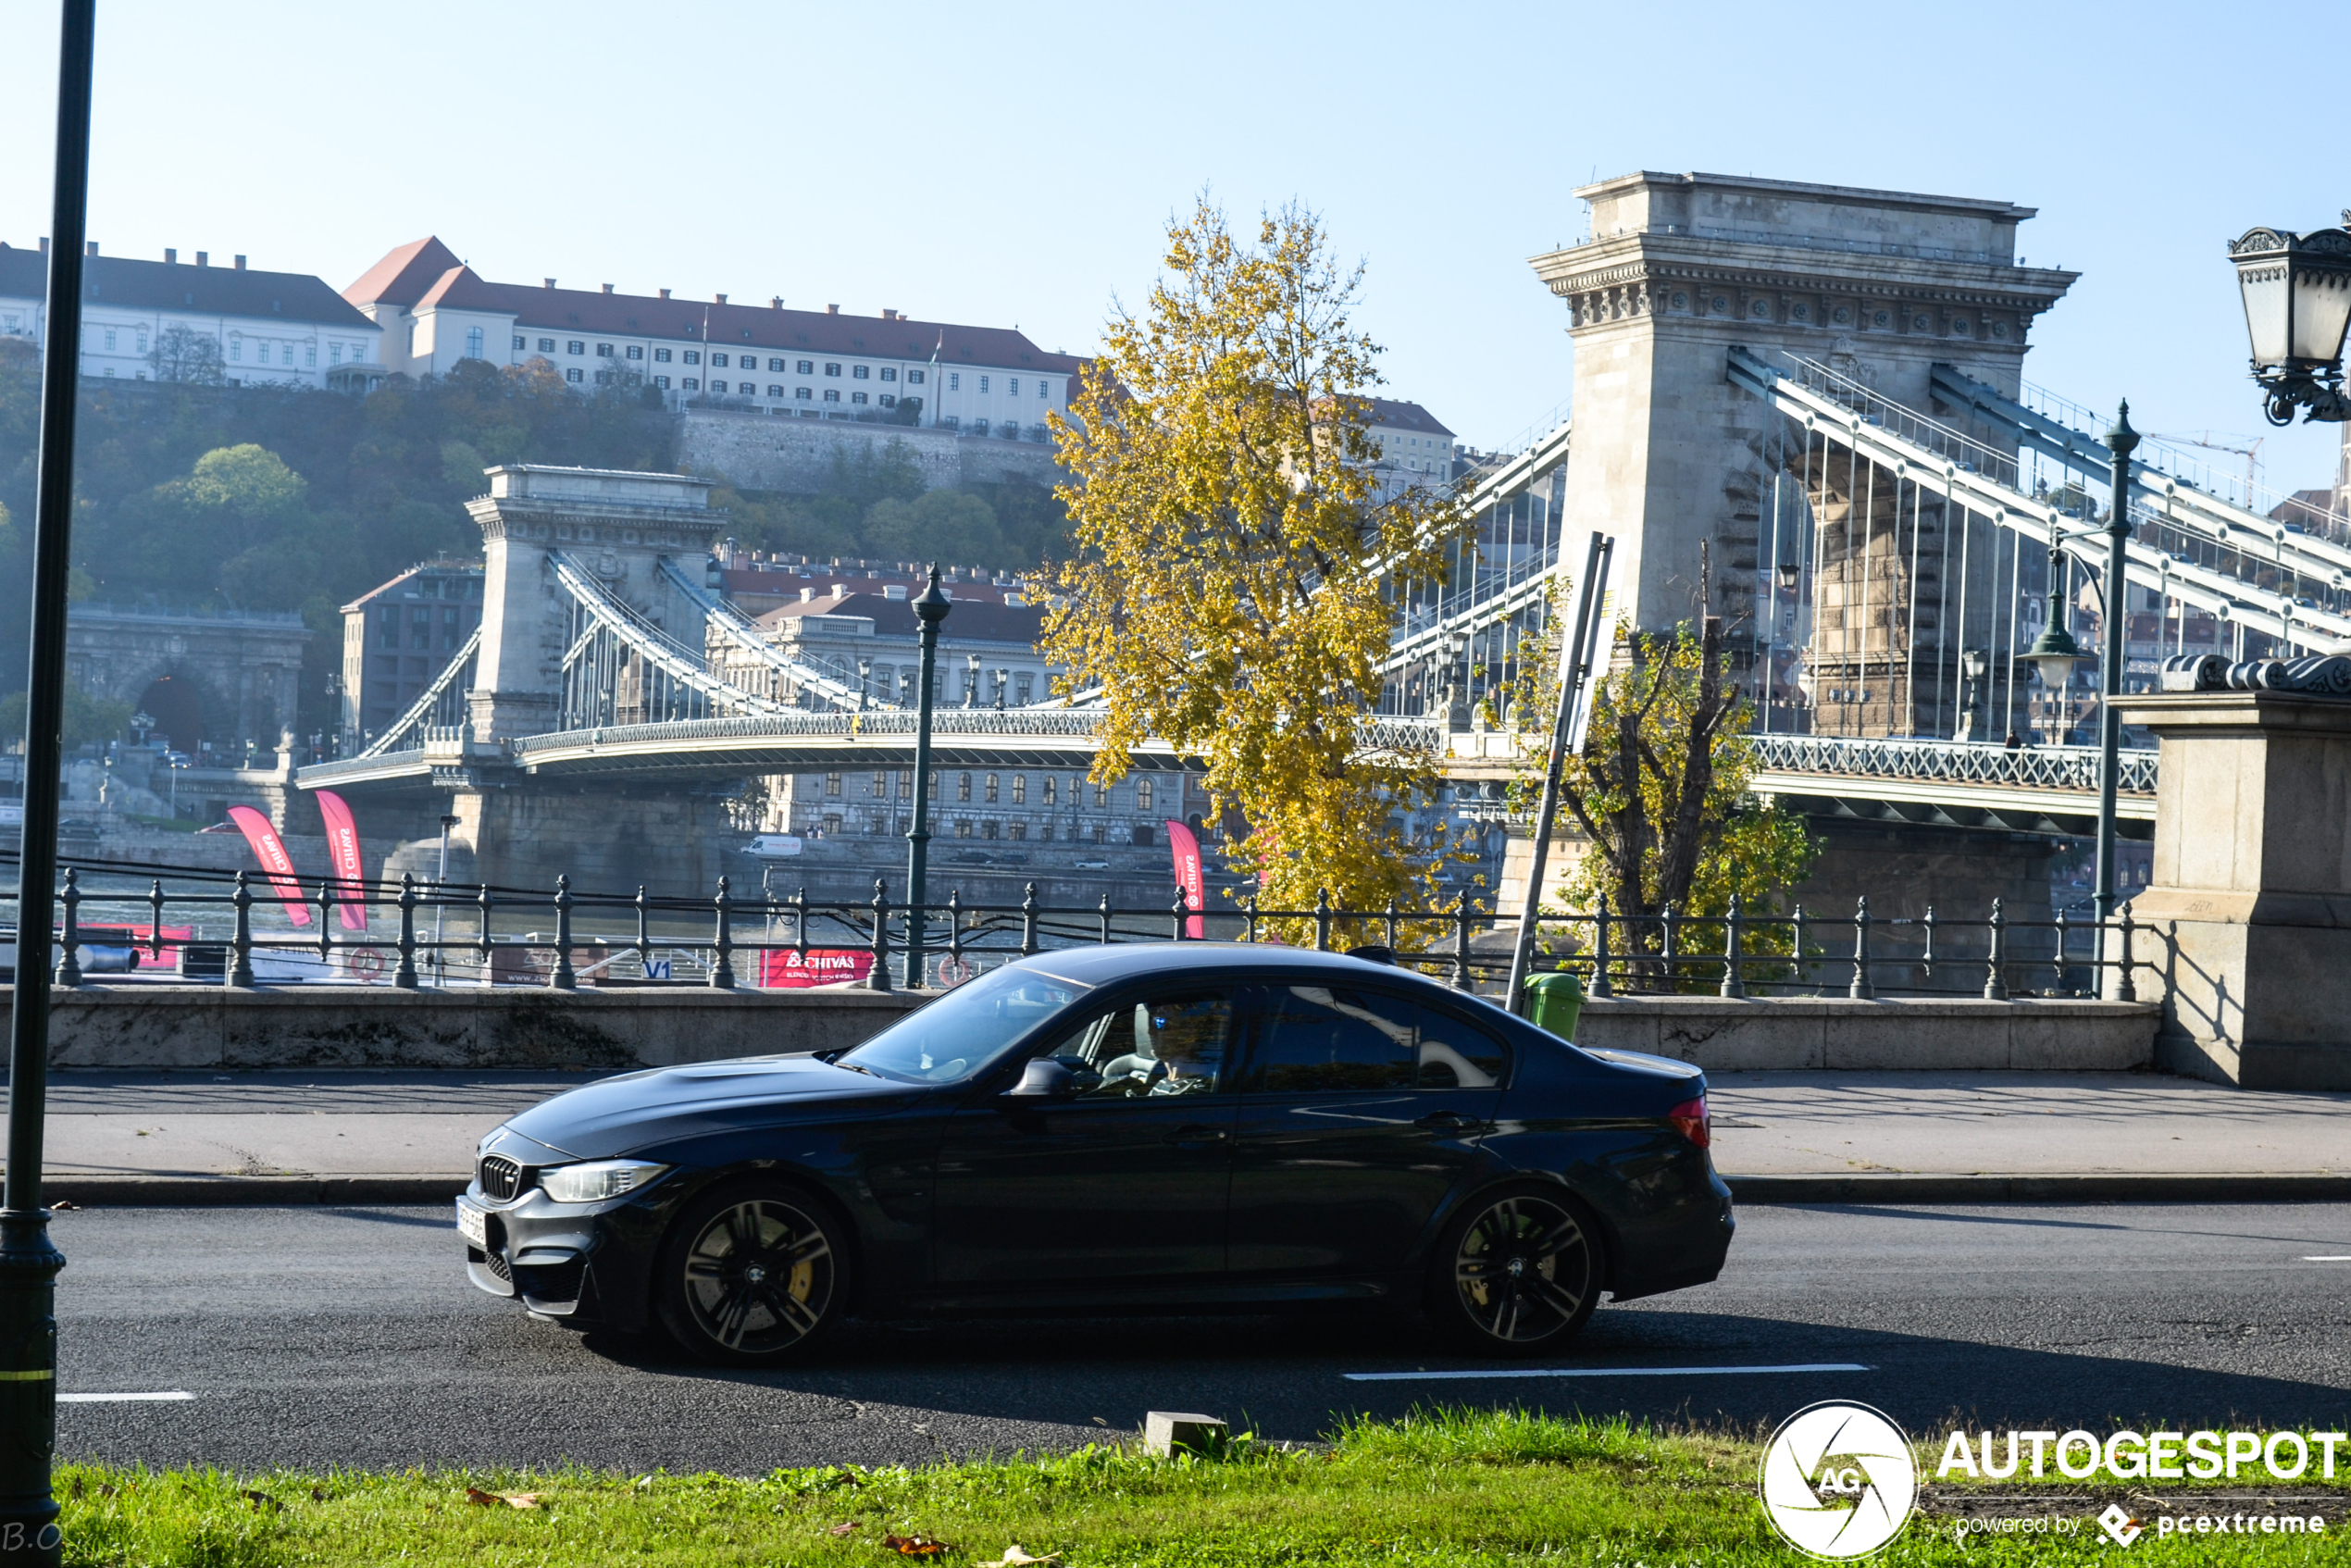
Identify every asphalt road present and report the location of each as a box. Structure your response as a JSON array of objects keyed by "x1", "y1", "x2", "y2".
[{"x1": 49, "y1": 1201, "x2": 2351, "y2": 1474}]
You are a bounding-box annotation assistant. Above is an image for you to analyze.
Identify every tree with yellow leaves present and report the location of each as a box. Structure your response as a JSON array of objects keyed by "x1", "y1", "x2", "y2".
[{"x1": 1039, "y1": 199, "x2": 1474, "y2": 920}]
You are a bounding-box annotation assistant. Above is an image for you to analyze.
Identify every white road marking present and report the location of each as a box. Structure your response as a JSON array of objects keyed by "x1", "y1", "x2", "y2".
[
  {"x1": 2302, "y1": 1255, "x2": 2351, "y2": 1262},
  {"x1": 58, "y1": 1392, "x2": 193, "y2": 1403},
  {"x1": 1343, "y1": 1362, "x2": 1872, "y2": 1383}
]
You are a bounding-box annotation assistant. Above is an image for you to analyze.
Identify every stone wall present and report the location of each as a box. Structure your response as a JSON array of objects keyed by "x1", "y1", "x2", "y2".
[
  {"x1": 16, "y1": 984, "x2": 921, "y2": 1070},
  {"x1": 1572, "y1": 995, "x2": 2156, "y2": 1071},
  {"x1": 7, "y1": 983, "x2": 2155, "y2": 1073},
  {"x1": 678, "y1": 410, "x2": 1063, "y2": 496}
]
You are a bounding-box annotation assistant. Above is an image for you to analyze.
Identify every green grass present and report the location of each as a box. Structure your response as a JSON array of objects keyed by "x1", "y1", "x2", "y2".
[{"x1": 53, "y1": 1409, "x2": 2351, "y2": 1567}]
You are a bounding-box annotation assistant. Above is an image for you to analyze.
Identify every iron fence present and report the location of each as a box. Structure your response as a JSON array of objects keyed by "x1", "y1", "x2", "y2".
[{"x1": 2, "y1": 853, "x2": 2150, "y2": 1003}]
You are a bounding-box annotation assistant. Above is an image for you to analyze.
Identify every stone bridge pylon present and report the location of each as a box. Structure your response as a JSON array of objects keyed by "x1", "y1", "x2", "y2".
[
  {"x1": 1528, "y1": 170, "x2": 2079, "y2": 653},
  {"x1": 466, "y1": 466, "x2": 728, "y2": 744}
]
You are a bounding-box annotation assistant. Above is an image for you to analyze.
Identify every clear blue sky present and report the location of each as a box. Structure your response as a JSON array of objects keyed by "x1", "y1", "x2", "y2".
[{"x1": 4, "y1": 0, "x2": 2345, "y2": 492}]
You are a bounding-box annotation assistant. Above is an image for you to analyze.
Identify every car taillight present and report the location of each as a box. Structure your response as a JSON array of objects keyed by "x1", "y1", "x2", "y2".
[{"x1": 1667, "y1": 1095, "x2": 1710, "y2": 1149}]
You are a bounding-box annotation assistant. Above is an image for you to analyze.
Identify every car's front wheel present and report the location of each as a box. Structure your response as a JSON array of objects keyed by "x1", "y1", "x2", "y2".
[
  {"x1": 1430, "y1": 1187, "x2": 1599, "y2": 1353},
  {"x1": 654, "y1": 1181, "x2": 849, "y2": 1364}
]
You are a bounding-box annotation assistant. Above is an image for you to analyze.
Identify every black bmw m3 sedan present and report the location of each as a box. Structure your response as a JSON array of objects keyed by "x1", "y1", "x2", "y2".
[{"x1": 457, "y1": 943, "x2": 1734, "y2": 1363}]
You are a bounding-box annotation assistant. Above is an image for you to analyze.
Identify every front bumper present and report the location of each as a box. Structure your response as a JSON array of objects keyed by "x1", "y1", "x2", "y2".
[{"x1": 460, "y1": 1177, "x2": 678, "y2": 1332}]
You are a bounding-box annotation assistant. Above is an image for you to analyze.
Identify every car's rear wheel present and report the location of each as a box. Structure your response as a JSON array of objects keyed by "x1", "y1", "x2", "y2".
[
  {"x1": 655, "y1": 1181, "x2": 848, "y2": 1364},
  {"x1": 1430, "y1": 1187, "x2": 1599, "y2": 1353}
]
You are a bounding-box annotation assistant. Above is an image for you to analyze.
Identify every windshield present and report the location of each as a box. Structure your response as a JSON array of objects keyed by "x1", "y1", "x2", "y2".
[{"x1": 837, "y1": 964, "x2": 1092, "y2": 1085}]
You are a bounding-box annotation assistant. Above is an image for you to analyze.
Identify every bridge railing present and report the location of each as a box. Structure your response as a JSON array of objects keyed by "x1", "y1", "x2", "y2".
[
  {"x1": 6, "y1": 853, "x2": 2151, "y2": 1002},
  {"x1": 1747, "y1": 734, "x2": 2158, "y2": 795},
  {"x1": 504, "y1": 709, "x2": 1451, "y2": 758}
]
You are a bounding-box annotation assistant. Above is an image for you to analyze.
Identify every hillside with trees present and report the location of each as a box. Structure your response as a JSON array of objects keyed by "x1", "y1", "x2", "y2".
[{"x1": 0, "y1": 349, "x2": 1070, "y2": 737}]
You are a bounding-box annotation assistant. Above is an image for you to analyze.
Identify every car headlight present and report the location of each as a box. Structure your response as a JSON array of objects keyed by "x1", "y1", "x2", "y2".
[{"x1": 539, "y1": 1160, "x2": 671, "y2": 1203}]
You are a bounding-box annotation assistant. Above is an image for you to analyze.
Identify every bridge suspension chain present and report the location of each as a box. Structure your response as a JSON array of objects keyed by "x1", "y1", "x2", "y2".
[
  {"x1": 549, "y1": 551, "x2": 795, "y2": 728},
  {"x1": 353, "y1": 627, "x2": 479, "y2": 760},
  {"x1": 656, "y1": 555, "x2": 887, "y2": 711}
]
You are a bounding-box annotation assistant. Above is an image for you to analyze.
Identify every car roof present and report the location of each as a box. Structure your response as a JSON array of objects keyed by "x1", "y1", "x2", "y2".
[{"x1": 1009, "y1": 941, "x2": 1451, "y2": 990}]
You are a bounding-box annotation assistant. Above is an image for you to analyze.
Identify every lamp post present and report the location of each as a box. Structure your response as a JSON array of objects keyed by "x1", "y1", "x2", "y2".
[
  {"x1": 2094, "y1": 404, "x2": 2140, "y2": 963},
  {"x1": 902, "y1": 566, "x2": 952, "y2": 989},
  {"x1": 435, "y1": 812, "x2": 460, "y2": 986},
  {"x1": 2, "y1": 4, "x2": 94, "y2": 1560},
  {"x1": 1766, "y1": 559, "x2": 1799, "y2": 732},
  {"x1": 2226, "y1": 222, "x2": 2351, "y2": 425},
  {"x1": 2022, "y1": 530, "x2": 2090, "y2": 721}
]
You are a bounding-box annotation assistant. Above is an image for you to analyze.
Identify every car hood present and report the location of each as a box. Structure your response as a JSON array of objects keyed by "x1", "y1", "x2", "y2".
[{"x1": 501, "y1": 1053, "x2": 925, "y2": 1161}]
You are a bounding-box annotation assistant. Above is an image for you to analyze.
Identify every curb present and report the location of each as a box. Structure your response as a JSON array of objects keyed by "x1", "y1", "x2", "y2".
[
  {"x1": 42, "y1": 1175, "x2": 470, "y2": 1207},
  {"x1": 1726, "y1": 1172, "x2": 2351, "y2": 1204}
]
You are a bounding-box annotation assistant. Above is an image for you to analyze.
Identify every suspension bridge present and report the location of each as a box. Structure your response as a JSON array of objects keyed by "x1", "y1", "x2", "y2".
[{"x1": 290, "y1": 171, "x2": 2351, "y2": 901}]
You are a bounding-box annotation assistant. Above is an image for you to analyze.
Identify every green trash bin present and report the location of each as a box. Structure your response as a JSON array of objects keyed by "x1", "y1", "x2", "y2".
[{"x1": 1524, "y1": 970, "x2": 1586, "y2": 1040}]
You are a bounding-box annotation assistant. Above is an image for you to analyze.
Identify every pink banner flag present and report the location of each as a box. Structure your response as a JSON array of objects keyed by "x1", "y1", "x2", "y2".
[
  {"x1": 227, "y1": 805, "x2": 313, "y2": 927},
  {"x1": 313, "y1": 790, "x2": 368, "y2": 931},
  {"x1": 1165, "y1": 818, "x2": 1206, "y2": 939}
]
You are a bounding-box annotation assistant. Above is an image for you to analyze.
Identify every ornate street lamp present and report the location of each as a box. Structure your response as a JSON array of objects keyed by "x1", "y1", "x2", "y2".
[
  {"x1": 902, "y1": 566, "x2": 952, "y2": 989},
  {"x1": 2227, "y1": 222, "x2": 2351, "y2": 424},
  {"x1": 2022, "y1": 534, "x2": 2090, "y2": 697}
]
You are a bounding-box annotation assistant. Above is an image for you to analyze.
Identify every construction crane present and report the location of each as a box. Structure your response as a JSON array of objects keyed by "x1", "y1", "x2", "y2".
[{"x1": 2149, "y1": 429, "x2": 2264, "y2": 507}]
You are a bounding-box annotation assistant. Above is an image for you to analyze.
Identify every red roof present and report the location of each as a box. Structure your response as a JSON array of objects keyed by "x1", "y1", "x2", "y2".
[
  {"x1": 343, "y1": 236, "x2": 464, "y2": 309},
  {"x1": 345, "y1": 238, "x2": 1086, "y2": 373}
]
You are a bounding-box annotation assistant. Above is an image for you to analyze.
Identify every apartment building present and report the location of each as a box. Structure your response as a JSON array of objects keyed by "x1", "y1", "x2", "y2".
[{"x1": 338, "y1": 560, "x2": 486, "y2": 745}]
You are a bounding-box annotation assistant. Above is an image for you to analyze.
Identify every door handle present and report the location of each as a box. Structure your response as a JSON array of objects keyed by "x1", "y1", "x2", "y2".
[
  {"x1": 1415, "y1": 1111, "x2": 1474, "y2": 1132},
  {"x1": 1166, "y1": 1125, "x2": 1231, "y2": 1149}
]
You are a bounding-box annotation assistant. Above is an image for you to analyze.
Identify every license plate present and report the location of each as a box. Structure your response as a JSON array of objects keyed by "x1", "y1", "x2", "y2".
[{"x1": 454, "y1": 1198, "x2": 488, "y2": 1249}]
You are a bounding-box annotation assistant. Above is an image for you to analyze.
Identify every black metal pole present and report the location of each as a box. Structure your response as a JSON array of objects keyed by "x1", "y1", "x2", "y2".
[
  {"x1": 901, "y1": 566, "x2": 951, "y2": 989},
  {"x1": 1, "y1": 5, "x2": 94, "y2": 1560},
  {"x1": 1504, "y1": 532, "x2": 1611, "y2": 1014},
  {"x1": 2096, "y1": 401, "x2": 2139, "y2": 983}
]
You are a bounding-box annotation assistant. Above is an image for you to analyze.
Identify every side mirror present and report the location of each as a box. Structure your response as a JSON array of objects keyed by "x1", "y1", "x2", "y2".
[{"x1": 1004, "y1": 1057, "x2": 1076, "y2": 1099}]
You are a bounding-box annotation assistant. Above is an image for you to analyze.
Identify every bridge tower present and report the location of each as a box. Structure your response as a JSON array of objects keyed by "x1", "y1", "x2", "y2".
[
  {"x1": 1530, "y1": 173, "x2": 2078, "y2": 728},
  {"x1": 466, "y1": 465, "x2": 725, "y2": 742}
]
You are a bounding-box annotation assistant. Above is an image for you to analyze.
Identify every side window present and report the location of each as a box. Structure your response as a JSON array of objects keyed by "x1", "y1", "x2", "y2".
[
  {"x1": 1040, "y1": 992, "x2": 1235, "y2": 1100},
  {"x1": 1249, "y1": 987, "x2": 1505, "y2": 1092},
  {"x1": 1412, "y1": 1003, "x2": 1510, "y2": 1089},
  {"x1": 1250, "y1": 986, "x2": 1414, "y2": 1092}
]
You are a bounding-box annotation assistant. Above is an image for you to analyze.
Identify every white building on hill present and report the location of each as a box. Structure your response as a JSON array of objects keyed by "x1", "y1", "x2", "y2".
[
  {"x1": 344, "y1": 237, "x2": 1086, "y2": 439},
  {"x1": 0, "y1": 240, "x2": 382, "y2": 389},
  {"x1": 1361, "y1": 396, "x2": 1460, "y2": 484}
]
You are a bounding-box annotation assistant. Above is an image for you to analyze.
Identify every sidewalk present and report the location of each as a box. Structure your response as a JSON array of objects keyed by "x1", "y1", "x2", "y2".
[
  {"x1": 1709, "y1": 1071, "x2": 2351, "y2": 1203},
  {"x1": 4, "y1": 1068, "x2": 2346, "y2": 1205}
]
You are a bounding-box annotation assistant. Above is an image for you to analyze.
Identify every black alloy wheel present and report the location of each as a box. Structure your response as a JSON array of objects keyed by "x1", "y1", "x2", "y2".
[
  {"x1": 656, "y1": 1183, "x2": 847, "y2": 1364},
  {"x1": 1434, "y1": 1188, "x2": 1598, "y2": 1352}
]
